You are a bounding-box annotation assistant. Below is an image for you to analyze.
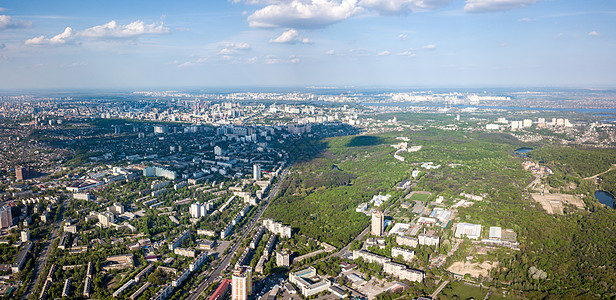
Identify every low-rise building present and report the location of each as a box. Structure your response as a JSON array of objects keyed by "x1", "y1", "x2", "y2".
[
  {"x1": 391, "y1": 247, "x2": 415, "y2": 262},
  {"x1": 289, "y1": 267, "x2": 331, "y2": 297}
]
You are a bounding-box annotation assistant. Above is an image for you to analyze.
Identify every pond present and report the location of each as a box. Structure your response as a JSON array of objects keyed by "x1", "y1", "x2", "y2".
[
  {"x1": 595, "y1": 190, "x2": 615, "y2": 209},
  {"x1": 514, "y1": 147, "x2": 533, "y2": 157}
]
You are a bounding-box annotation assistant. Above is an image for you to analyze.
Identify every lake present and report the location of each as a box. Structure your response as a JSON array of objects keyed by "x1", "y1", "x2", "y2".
[
  {"x1": 595, "y1": 190, "x2": 615, "y2": 209},
  {"x1": 514, "y1": 147, "x2": 533, "y2": 157}
]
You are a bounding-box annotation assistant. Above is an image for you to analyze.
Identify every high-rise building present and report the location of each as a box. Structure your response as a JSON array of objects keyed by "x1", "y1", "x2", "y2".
[
  {"x1": 276, "y1": 250, "x2": 290, "y2": 267},
  {"x1": 231, "y1": 266, "x2": 252, "y2": 300},
  {"x1": 371, "y1": 210, "x2": 384, "y2": 236},
  {"x1": 253, "y1": 164, "x2": 262, "y2": 180},
  {"x1": 214, "y1": 146, "x2": 222, "y2": 156},
  {"x1": 21, "y1": 229, "x2": 30, "y2": 242},
  {"x1": 0, "y1": 206, "x2": 12, "y2": 229},
  {"x1": 190, "y1": 202, "x2": 208, "y2": 219},
  {"x1": 15, "y1": 166, "x2": 39, "y2": 181},
  {"x1": 98, "y1": 211, "x2": 114, "y2": 227}
]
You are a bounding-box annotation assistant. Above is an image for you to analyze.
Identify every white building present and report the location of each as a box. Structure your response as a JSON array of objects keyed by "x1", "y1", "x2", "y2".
[
  {"x1": 289, "y1": 267, "x2": 331, "y2": 297},
  {"x1": 391, "y1": 247, "x2": 415, "y2": 262},
  {"x1": 232, "y1": 266, "x2": 252, "y2": 300},
  {"x1": 455, "y1": 223, "x2": 482, "y2": 240},
  {"x1": 262, "y1": 219, "x2": 292, "y2": 238},
  {"x1": 418, "y1": 232, "x2": 440, "y2": 246},
  {"x1": 253, "y1": 164, "x2": 262, "y2": 180},
  {"x1": 190, "y1": 202, "x2": 208, "y2": 219}
]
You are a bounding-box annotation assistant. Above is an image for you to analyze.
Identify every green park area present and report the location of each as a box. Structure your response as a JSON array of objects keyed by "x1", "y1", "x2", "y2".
[{"x1": 265, "y1": 123, "x2": 616, "y2": 298}]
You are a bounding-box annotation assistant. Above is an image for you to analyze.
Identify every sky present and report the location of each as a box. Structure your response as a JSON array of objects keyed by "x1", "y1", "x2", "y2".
[{"x1": 0, "y1": 0, "x2": 614, "y2": 89}]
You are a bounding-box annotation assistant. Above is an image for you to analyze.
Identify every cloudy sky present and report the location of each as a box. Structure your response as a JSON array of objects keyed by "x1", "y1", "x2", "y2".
[{"x1": 0, "y1": 0, "x2": 614, "y2": 89}]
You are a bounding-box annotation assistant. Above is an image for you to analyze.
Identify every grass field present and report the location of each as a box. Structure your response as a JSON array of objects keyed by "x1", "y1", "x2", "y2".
[
  {"x1": 409, "y1": 192, "x2": 431, "y2": 202},
  {"x1": 440, "y1": 282, "x2": 513, "y2": 300}
]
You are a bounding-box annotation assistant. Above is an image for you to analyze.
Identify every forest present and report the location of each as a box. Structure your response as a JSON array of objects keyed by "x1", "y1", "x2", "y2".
[{"x1": 265, "y1": 126, "x2": 616, "y2": 298}]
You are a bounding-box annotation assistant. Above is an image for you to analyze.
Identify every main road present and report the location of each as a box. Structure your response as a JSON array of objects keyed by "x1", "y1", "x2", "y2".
[
  {"x1": 22, "y1": 197, "x2": 70, "y2": 299},
  {"x1": 187, "y1": 168, "x2": 290, "y2": 300}
]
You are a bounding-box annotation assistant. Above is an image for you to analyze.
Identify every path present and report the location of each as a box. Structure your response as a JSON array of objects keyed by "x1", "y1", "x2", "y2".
[
  {"x1": 430, "y1": 280, "x2": 450, "y2": 299},
  {"x1": 584, "y1": 164, "x2": 616, "y2": 180}
]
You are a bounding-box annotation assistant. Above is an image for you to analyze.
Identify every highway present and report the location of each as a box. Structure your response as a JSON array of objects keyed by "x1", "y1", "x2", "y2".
[{"x1": 187, "y1": 168, "x2": 289, "y2": 300}]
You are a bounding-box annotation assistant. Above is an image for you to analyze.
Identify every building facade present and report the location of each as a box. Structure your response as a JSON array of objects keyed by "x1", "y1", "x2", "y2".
[
  {"x1": 232, "y1": 266, "x2": 252, "y2": 300},
  {"x1": 371, "y1": 210, "x2": 384, "y2": 236}
]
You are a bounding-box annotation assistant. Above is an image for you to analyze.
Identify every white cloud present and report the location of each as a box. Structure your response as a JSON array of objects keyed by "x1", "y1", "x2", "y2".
[
  {"x1": 270, "y1": 29, "x2": 313, "y2": 44},
  {"x1": 265, "y1": 54, "x2": 301, "y2": 64},
  {"x1": 271, "y1": 29, "x2": 299, "y2": 43},
  {"x1": 377, "y1": 50, "x2": 390, "y2": 56},
  {"x1": 396, "y1": 49, "x2": 416, "y2": 56},
  {"x1": 588, "y1": 31, "x2": 600, "y2": 36},
  {"x1": 222, "y1": 42, "x2": 252, "y2": 50},
  {"x1": 0, "y1": 8, "x2": 7, "y2": 12},
  {"x1": 25, "y1": 27, "x2": 75, "y2": 45},
  {"x1": 398, "y1": 34, "x2": 408, "y2": 40},
  {"x1": 517, "y1": 17, "x2": 531, "y2": 22},
  {"x1": 422, "y1": 44, "x2": 436, "y2": 50},
  {"x1": 26, "y1": 20, "x2": 169, "y2": 46},
  {"x1": 218, "y1": 43, "x2": 252, "y2": 55},
  {"x1": 325, "y1": 49, "x2": 335, "y2": 55},
  {"x1": 0, "y1": 15, "x2": 32, "y2": 30},
  {"x1": 247, "y1": 0, "x2": 362, "y2": 28},
  {"x1": 79, "y1": 20, "x2": 168, "y2": 38},
  {"x1": 498, "y1": 42, "x2": 508, "y2": 47},
  {"x1": 360, "y1": 0, "x2": 450, "y2": 15},
  {"x1": 464, "y1": 0, "x2": 539, "y2": 13}
]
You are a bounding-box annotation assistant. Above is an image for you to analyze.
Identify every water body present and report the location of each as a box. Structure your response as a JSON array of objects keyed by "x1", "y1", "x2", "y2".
[
  {"x1": 595, "y1": 190, "x2": 615, "y2": 209},
  {"x1": 514, "y1": 147, "x2": 534, "y2": 157}
]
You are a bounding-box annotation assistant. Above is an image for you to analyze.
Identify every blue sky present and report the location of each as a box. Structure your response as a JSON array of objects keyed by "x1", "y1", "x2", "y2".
[{"x1": 0, "y1": 0, "x2": 614, "y2": 89}]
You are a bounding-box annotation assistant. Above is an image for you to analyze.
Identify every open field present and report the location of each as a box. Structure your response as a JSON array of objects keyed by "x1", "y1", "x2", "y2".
[
  {"x1": 531, "y1": 193, "x2": 584, "y2": 215},
  {"x1": 408, "y1": 191, "x2": 431, "y2": 202},
  {"x1": 447, "y1": 261, "x2": 497, "y2": 278}
]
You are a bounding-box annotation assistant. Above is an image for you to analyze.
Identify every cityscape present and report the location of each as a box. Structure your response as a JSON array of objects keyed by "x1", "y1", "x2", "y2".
[{"x1": 1, "y1": 1, "x2": 616, "y2": 300}]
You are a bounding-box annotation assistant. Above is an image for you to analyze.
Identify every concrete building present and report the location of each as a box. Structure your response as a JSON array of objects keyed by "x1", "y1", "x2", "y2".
[
  {"x1": 232, "y1": 266, "x2": 252, "y2": 300},
  {"x1": 396, "y1": 235, "x2": 418, "y2": 248},
  {"x1": 143, "y1": 166, "x2": 177, "y2": 180},
  {"x1": 276, "y1": 250, "x2": 290, "y2": 267},
  {"x1": 289, "y1": 266, "x2": 331, "y2": 297},
  {"x1": 0, "y1": 205, "x2": 12, "y2": 229},
  {"x1": 371, "y1": 210, "x2": 384, "y2": 236},
  {"x1": 262, "y1": 219, "x2": 292, "y2": 238},
  {"x1": 391, "y1": 247, "x2": 415, "y2": 262},
  {"x1": 352, "y1": 250, "x2": 424, "y2": 282},
  {"x1": 190, "y1": 202, "x2": 208, "y2": 219},
  {"x1": 62, "y1": 278, "x2": 71, "y2": 297},
  {"x1": 12, "y1": 241, "x2": 32, "y2": 273},
  {"x1": 418, "y1": 232, "x2": 440, "y2": 246},
  {"x1": 253, "y1": 164, "x2": 262, "y2": 180},
  {"x1": 21, "y1": 229, "x2": 30, "y2": 242},
  {"x1": 98, "y1": 211, "x2": 115, "y2": 227}
]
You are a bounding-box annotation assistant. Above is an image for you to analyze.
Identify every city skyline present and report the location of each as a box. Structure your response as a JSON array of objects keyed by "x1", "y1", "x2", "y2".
[{"x1": 0, "y1": 0, "x2": 615, "y2": 89}]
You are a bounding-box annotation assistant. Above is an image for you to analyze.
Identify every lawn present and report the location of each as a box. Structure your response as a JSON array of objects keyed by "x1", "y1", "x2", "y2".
[{"x1": 409, "y1": 192, "x2": 431, "y2": 202}]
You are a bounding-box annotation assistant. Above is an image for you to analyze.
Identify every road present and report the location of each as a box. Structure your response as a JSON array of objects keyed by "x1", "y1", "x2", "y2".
[
  {"x1": 22, "y1": 197, "x2": 69, "y2": 299},
  {"x1": 187, "y1": 168, "x2": 290, "y2": 300},
  {"x1": 430, "y1": 280, "x2": 450, "y2": 299},
  {"x1": 335, "y1": 224, "x2": 370, "y2": 258},
  {"x1": 584, "y1": 164, "x2": 616, "y2": 180}
]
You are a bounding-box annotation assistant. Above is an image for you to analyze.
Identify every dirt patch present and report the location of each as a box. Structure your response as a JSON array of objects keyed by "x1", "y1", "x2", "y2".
[
  {"x1": 531, "y1": 193, "x2": 584, "y2": 215},
  {"x1": 447, "y1": 261, "x2": 497, "y2": 278}
]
